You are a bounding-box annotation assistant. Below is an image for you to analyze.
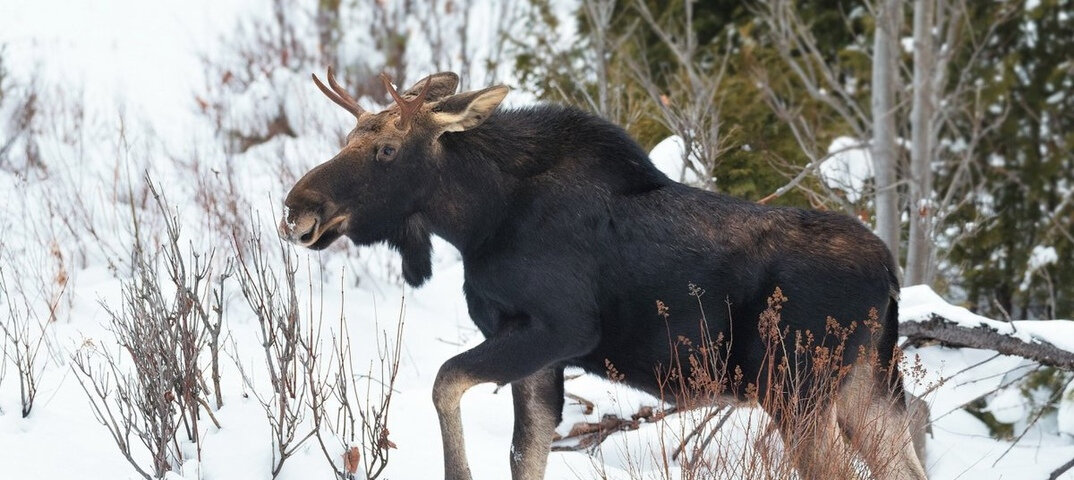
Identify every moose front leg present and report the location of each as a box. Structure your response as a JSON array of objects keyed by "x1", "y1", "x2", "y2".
[
  {"x1": 433, "y1": 366, "x2": 480, "y2": 480},
  {"x1": 511, "y1": 367, "x2": 564, "y2": 480},
  {"x1": 432, "y1": 316, "x2": 595, "y2": 480}
]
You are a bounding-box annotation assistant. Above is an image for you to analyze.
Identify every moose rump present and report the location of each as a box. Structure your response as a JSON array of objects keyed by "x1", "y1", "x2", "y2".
[{"x1": 280, "y1": 69, "x2": 927, "y2": 480}]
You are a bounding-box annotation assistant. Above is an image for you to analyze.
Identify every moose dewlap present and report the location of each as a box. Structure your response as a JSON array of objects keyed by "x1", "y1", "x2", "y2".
[{"x1": 280, "y1": 69, "x2": 928, "y2": 480}]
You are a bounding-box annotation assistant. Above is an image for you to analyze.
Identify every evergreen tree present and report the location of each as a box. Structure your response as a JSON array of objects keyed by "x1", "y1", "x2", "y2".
[{"x1": 946, "y1": 0, "x2": 1074, "y2": 319}]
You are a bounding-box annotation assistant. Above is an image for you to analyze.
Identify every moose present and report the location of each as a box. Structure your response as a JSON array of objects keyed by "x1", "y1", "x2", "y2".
[{"x1": 280, "y1": 68, "x2": 928, "y2": 480}]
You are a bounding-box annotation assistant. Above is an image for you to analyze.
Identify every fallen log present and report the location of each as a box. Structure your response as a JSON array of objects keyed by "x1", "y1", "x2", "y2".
[{"x1": 900, "y1": 314, "x2": 1074, "y2": 370}]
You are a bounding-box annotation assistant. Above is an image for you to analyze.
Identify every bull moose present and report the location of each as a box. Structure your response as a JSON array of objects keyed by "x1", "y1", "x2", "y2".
[{"x1": 279, "y1": 68, "x2": 928, "y2": 480}]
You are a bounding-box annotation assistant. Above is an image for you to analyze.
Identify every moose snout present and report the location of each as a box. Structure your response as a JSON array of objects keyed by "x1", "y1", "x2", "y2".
[
  {"x1": 278, "y1": 204, "x2": 349, "y2": 249},
  {"x1": 278, "y1": 211, "x2": 319, "y2": 246}
]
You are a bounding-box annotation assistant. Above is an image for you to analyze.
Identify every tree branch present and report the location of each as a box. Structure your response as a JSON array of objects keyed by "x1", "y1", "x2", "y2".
[{"x1": 901, "y1": 314, "x2": 1074, "y2": 370}]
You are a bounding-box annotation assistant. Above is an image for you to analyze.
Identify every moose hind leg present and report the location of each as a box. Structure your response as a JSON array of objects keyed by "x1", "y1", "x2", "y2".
[
  {"x1": 510, "y1": 367, "x2": 564, "y2": 480},
  {"x1": 777, "y1": 404, "x2": 859, "y2": 480},
  {"x1": 836, "y1": 365, "x2": 928, "y2": 480}
]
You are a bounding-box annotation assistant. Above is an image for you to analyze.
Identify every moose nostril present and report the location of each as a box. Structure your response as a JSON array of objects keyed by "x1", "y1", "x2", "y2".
[
  {"x1": 279, "y1": 213, "x2": 320, "y2": 245},
  {"x1": 295, "y1": 218, "x2": 319, "y2": 245}
]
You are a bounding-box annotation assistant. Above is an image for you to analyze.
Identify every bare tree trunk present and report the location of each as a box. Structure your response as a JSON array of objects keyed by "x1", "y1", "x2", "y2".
[
  {"x1": 582, "y1": 0, "x2": 614, "y2": 117},
  {"x1": 906, "y1": 0, "x2": 958, "y2": 287},
  {"x1": 906, "y1": 0, "x2": 938, "y2": 286},
  {"x1": 871, "y1": 0, "x2": 902, "y2": 262}
]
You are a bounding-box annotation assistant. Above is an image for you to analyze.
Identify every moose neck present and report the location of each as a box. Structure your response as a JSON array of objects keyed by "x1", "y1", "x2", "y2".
[
  {"x1": 420, "y1": 116, "x2": 542, "y2": 255},
  {"x1": 416, "y1": 105, "x2": 666, "y2": 257}
]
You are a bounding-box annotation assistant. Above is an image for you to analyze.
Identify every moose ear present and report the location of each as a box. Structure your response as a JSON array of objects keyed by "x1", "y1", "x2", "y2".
[
  {"x1": 402, "y1": 72, "x2": 459, "y2": 103},
  {"x1": 430, "y1": 85, "x2": 509, "y2": 133}
]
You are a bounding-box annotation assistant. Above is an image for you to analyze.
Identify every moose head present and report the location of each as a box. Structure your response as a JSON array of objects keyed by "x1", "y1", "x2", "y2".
[{"x1": 279, "y1": 68, "x2": 508, "y2": 283}]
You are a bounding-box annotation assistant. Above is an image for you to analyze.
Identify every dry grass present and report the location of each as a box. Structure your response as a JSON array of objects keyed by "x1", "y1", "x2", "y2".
[{"x1": 569, "y1": 287, "x2": 931, "y2": 479}]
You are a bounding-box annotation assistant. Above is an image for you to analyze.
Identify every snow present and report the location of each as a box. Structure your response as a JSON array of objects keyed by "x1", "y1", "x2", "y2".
[
  {"x1": 988, "y1": 387, "x2": 1031, "y2": 424},
  {"x1": 3, "y1": 2, "x2": 1074, "y2": 480},
  {"x1": 820, "y1": 136, "x2": 874, "y2": 202},
  {"x1": 902, "y1": 285, "x2": 1074, "y2": 352},
  {"x1": 649, "y1": 135, "x2": 704, "y2": 186},
  {"x1": 1028, "y1": 245, "x2": 1059, "y2": 271},
  {"x1": 1061, "y1": 381, "x2": 1074, "y2": 437},
  {"x1": 0, "y1": 0, "x2": 248, "y2": 141},
  {"x1": 901, "y1": 36, "x2": 915, "y2": 54},
  {"x1": 898, "y1": 286, "x2": 1074, "y2": 477},
  {"x1": 1021, "y1": 244, "x2": 1059, "y2": 291}
]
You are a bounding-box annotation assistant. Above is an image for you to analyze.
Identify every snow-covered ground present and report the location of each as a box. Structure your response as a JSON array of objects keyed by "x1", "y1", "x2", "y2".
[{"x1": 2, "y1": 1, "x2": 1074, "y2": 479}]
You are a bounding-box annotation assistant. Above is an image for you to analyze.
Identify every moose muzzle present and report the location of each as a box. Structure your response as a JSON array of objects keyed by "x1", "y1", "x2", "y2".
[
  {"x1": 278, "y1": 209, "x2": 318, "y2": 246},
  {"x1": 278, "y1": 209, "x2": 347, "y2": 248}
]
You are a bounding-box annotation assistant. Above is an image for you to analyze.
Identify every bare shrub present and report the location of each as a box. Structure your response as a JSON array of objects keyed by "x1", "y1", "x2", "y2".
[
  {"x1": 682, "y1": 289, "x2": 924, "y2": 479},
  {"x1": 510, "y1": 0, "x2": 651, "y2": 133},
  {"x1": 304, "y1": 293, "x2": 406, "y2": 480},
  {"x1": 195, "y1": 0, "x2": 524, "y2": 161},
  {"x1": 182, "y1": 146, "x2": 253, "y2": 252},
  {"x1": 0, "y1": 211, "x2": 68, "y2": 419},
  {"x1": 72, "y1": 343, "x2": 168, "y2": 480},
  {"x1": 627, "y1": 0, "x2": 735, "y2": 190},
  {"x1": 195, "y1": 0, "x2": 309, "y2": 155},
  {"x1": 0, "y1": 260, "x2": 61, "y2": 418},
  {"x1": 71, "y1": 179, "x2": 228, "y2": 479},
  {"x1": 0, "y1": 52, "x2": 46, "y2": 174},
  {"x1": 232, "y1": 226, "x2": 313, "y2": 478},
  {"x1": 228, "y1": 222, "x2": 409, "y2": 479}
]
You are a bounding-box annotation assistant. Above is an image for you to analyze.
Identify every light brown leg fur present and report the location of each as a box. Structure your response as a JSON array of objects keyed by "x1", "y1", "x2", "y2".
[
  {"x1": 905, "y1": 391, "x2": 931, "y2": 468},
  {"x1": 779, "y1": 405, "x2": 860, "y2": 479},
  {"x1": 836, "y1": 364, "x2": 928, "y2": 480},
  {"x1": 433, "y1": 367, "x2": 481, "y2": 480},
  {"x1": 509, "y1": 369, "x2": 562, "y2": 480}
]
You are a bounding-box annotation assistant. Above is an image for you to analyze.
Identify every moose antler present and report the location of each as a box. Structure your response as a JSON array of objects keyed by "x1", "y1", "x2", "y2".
[
  {"x1": 380, "y1": 73, "x2": 432, "y2": 129},
  {"x1": 312, "y1": 66, "x2": 365, "y2": 118}
]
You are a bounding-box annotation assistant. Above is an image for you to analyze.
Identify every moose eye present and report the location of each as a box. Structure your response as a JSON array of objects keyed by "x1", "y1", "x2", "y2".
[{"x1": 377, "y1": 145, "x2": 397, "y2": 162}]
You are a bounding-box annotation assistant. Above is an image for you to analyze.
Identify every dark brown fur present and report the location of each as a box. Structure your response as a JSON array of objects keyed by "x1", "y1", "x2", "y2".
[{"x1": 281, "y1": 71, "x2": 927, "y2": 480}]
